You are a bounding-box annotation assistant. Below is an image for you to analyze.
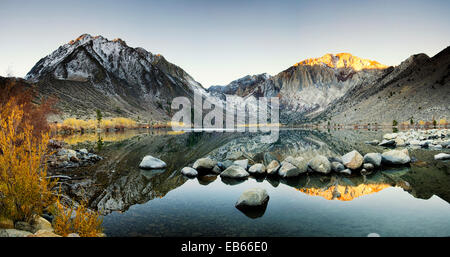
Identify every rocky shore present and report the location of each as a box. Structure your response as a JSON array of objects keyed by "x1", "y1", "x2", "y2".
[
  {"x1": 0, "y1": 215, "x2": 64, "y2": 237},
  {"x1": 0, "y1": 213, "x2": 106, "y2": 237},
  {"x1": 140, "y1": 144, "x2": 414, "y2": 181},
  {"x1": 366, "y1": 129, "x2": 450, "y2": 161},
  {"x1": 47, "y1": 140, "x2": 103, "y2": 170},
  {"x1": 366, "y1": 129, "x2": 449, "y2": 150},
  {"x1": 0, "y1": 140, "x2": 106, "y2": 238}
]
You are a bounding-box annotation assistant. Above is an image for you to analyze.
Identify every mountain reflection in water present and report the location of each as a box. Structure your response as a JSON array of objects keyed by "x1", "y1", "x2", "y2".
[{"x1": 55, "y1": 129, "x2": 450, "y2": 236}]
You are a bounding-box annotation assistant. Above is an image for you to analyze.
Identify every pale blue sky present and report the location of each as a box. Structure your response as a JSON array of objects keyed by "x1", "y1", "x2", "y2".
[{"x1": 0, "y1": 0, "x2": 449, "y2": 87}]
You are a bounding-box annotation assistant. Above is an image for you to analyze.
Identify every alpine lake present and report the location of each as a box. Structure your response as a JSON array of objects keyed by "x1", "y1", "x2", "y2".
[{"x1": 52, "y1": 128, "x2": 450, "y2": 237}]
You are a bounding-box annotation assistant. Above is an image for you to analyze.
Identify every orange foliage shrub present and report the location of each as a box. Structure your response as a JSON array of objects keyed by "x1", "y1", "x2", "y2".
[
  {"x1": 0, "y1": 99, "x2": 56, "y2": 222},
  {"x1": 0, "y1": 78, "x2": 57, "y2": 138},
  {"x1": 52, "y1": 198, "x2": 103, "y2": 237}
]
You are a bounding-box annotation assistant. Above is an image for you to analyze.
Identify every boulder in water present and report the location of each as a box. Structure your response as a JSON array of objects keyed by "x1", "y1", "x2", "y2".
[
  {"x1": 308, "y1": 155, "x2": 331, "y2": 174},
  {"x1": 248, "y1": 163, "x2": 266, "y2": 174},
  {"x1": 233, "y1": 159, "x2": 249, "y2": 170},
  {"x1": 364, "y1": 153, "x2": 382, "y2": 167},
  {"x1": 381, "y1": 149, "x2": 411, "y2": 165},
  {"x1": 342, "y1": 150, "x2": 363, "y2": 170},
  {"x1": 266, "y1": 160, "x2": 281, "y2": 175},
  {"x1": 278, "y1": 161, "x2": 301, "y2": 178},
  {"x1": 220, "y1": 165, "x2": 249, "y2": 179},
  {"x1": 235, "y1": 188, "x2": 269, "y2": 209},
  {"x1": 181, "y1": 167, "x2": 198, "y2": 177},
  {"x1": 193, "y1": 158, "x2": 217, "y2": 172},
  {"x1": 139, "y1": 155, "x2": 167, "y2": 169}
]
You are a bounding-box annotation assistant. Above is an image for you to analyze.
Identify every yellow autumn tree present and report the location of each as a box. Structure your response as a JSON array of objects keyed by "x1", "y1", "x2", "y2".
[
  {"x1": 52, "y1": 197, "x2": 103, "y2": 237},
  {"x1": 0, "y1": 99, "x2": 55, "y2": 222}
]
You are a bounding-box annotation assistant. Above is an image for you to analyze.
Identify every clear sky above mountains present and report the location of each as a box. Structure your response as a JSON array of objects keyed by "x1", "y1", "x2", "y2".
[{"x1": 0, "y1": 0, "x2": 449, "y2": 87}]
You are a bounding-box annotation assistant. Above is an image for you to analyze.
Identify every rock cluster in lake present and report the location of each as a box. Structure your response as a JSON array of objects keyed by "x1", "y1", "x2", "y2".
[
  {"x1": 367, "y1": 129, "x2": 449, "y2": 150},
  {"x1": 180, "y1": 147, "x2": 413, "y2": 180}
]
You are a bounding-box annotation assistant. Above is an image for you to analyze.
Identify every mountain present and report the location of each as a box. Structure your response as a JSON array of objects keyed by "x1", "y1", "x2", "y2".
[
  {"x1": 209, "y1": 53, "x2": 389, "y2": 123},
  {"x1": 25, "y1": 34, "x2": 206, "y2": 122},
  {"x1": 23, "y1": 34, "x2": 450, "y2": 126},
  {"x1": 314, "y1": 47, "x2": 450, "y2": 125},
  {"x1": 211, "y1": 48, "x2": 449, "y2": 125},
  {"x1": 208, "y1": 73, "x2": 270, "y2": 97}
]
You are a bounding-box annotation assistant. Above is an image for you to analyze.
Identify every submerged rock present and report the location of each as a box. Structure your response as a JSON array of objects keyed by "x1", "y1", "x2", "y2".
[
  {"x1": 266, "y1": 160, "x2": 281, "y2": 175},
  {"x1": 193, "y1": 158, "x2": 217, "y2": 172},
  {"x1": 248, "y1": 163, "x2": 266, "y2": 175},
  {"x1": 434, "y1": 153, "x2": 450, "y2": 160},
  {"x1": 181, "y1": 167, "x2": 198, "y2": 177},
  {"x1": 235, "y1": 188, "x2": 269, "y2": 209},
  {"x1": 220, "y1": 165, "x2": 249, "y2": 179},
  {"x1": 342, "y1": 150, "x2": 363, "y2": 170},
  {"x1": 381, "y1": 149, "x2": 411, "y2": 165},
  {"x1": 363, "y1": 153, "x2": 382, "y2": 167},
  {"x1": 139, "y1": 155, "x2": 167, "y2": 169},
  {"x1": 308, "y1": 155, "x2": 331, "y2": 174}
]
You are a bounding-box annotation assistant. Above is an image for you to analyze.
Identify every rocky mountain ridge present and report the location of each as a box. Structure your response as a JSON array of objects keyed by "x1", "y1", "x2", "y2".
[
  {"x1": 17, "y1": 34, "x2": 450, "y2": 125},
  {"x1": 25, "y1": 34, "x2": 206, "y2": 122},
  {"x1": 314, "y1": 46, "x2": 450, "y2": 125},
  {"x1": 209, "y1": 53, "x2": 389, "y2": 123}
]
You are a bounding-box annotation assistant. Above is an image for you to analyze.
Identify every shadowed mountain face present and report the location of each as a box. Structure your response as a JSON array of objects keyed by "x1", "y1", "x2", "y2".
[{"x1": 25, "y1": 34, "x2": 206, "y2": 122}]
